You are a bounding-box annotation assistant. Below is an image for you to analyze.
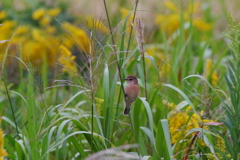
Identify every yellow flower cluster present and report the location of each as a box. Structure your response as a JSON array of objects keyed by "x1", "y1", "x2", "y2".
[
  {"x1": 85, "y1": 16, "x2": 109, "y2": 34},
  {"x1": 58, "y1": 45, "x2": 78, "y2": 76},
  {"x1": 63, "y1": 22, "x2": 90, "y2": 53},
  {"x1": 207, "y1": 134, "x2": 229, "y2": 160},
  {"x1": 94, "y1": 97, "x2": 104, "y2": 116},
  {"x1": 168, "y1": 106, "x2": 216, "y2": 147},
  {"x1": 204, "y1": 58, "x2": 219, "y2": 86},
  {"x1": 0, "y1": 11, "x2": 7, "y2": 20},
  {"x1": 162, "y1": 99, "x2": 176, "y2": 110},
  {"x1": 0, "y1": 9, "x2": 91, "y2": 76},
  {"x1": 155, "y1": 1, "x2": 212, "y2": 35},
  {"x1": 32, "y1": 8, "x2": 60, "y2": 34},
  {"x1": 32, "y1": 8, "x2": 61, "y2": 27},
  {"x1": 0, "y1": 129, "x2": 7, "y2": 160},
  {"x1": 168, "y1": 110, "x2": 200, "y2": 144}
]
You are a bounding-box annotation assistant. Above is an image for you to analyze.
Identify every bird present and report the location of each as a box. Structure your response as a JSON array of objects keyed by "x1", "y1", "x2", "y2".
[{"x1": 123, "y1": 75, "x2": 140, "y2": 115}]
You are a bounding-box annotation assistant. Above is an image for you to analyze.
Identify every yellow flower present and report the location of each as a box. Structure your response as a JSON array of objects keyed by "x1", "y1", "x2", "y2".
[
  {"x1": 63, "y1": 22, "x2": 90, "y2": 53},
  {"x1": 31, "y1": 29, "x2": 45, "y2": 42},
  {"x1": 85, "y1": 16, "x2": 109, "y2": 34},
  {"x1": 32, "y1": 8, "x2": 45, "y2": 20},
  {"x1": 22, "y1": 41, "x2": 44, "y2": 66},
  {"x1": 0, "y1": 20, "x2": 16, "y2": 34},
  {"x1": 168, "y1": 111, "x2": 200, "y2": 144},
  {"x1": 63, "y1": 38, "x2": 74, "y2": 49},
  {"x1": 58, "y1": 45, "x2": 78, "y2": 76},
  {"x1": 155, "y1": 0, "x2": 212, "y2": 35},
  {"x1": 163, "y1": 100, "x2": 176, "y2": 110},
  {"x1": 47, "y1": 8, "x2": 61, "y2": 17},
  {"x1": 168, "y1": 105, "x2": 215, "y2": 148},
  {"x1": 204, "y1": 58, "x2": 219, "y2": 86},
  {"x1": 120, "y1": 8, "x2": 133, "y2": 20},
  {"x1": 164, "y1": 1, "x2": 179, "y2": 12},
  {"x1": 40, "y1": 16, "x2": 51, "y2": 26},
  {"x1": 215, "y1": 134, "x2": 227, "y2": 159},
  {"x1": 193, "y1": 19, "x2": 212, "y2": 31},
  {"x1": 46, "y1": 26, "x2": 56, "y2": 34},
  {"x1": 200, "y1": 110, "x2": 204, "y2": 116},
  {"x1": 16, "y1": 25, "x2": 29, "y2": 35},
  {"x1": 159, "y1": 61, "x2": 171, "y2": 79},
  {"x1": 0, "y1": 128, "x2": 7, "y2": 159},
  {"x1": 155, "y1": 14, "x2": 180, "y2": 34},
  {"x1": 211, "y1": 70, "x2": 218, "y2": 86},
  {"x1": 21, "y1": 34, "x2": 59, "y2": 67},
  {"x1": 0, "y1": 20, "x2": 16, "y2": 41},
  {"x1": 95, "y1": 97, "x2": 104, "y2": 115},
  {"x1": 0, "y1": 11, "x2": 7, "y2": 20}
]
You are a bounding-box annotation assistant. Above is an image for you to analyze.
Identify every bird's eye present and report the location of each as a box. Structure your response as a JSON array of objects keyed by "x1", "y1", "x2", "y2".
[{"x1": 129, "y1": 79, "x2": 132, "y2": 81}]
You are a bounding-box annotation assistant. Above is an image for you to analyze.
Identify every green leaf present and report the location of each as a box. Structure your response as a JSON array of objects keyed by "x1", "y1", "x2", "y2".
[{"x1": 162, "y1": 83, "x2": 197, "y2": 114}]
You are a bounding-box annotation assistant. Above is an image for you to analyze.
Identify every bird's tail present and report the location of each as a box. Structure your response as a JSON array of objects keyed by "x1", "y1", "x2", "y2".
[{"x1": 123, "y1": 107, "x2": 130, "y2": 116}]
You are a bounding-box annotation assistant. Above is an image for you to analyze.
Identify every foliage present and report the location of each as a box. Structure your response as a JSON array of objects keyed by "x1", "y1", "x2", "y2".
[{"x1": 0, "y1": 0, "x2": 239, "y2": 160}]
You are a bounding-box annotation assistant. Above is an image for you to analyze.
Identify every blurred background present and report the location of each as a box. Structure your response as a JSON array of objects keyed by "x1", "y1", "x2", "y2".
[{"x1": 1, "y1": 0, "x2": 240, "y2": 159}]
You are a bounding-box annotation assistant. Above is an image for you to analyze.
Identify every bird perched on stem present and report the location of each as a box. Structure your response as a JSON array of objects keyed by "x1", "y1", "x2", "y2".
[{"x1": 123, "y1": 75, "x2": 140, "y2": 115}]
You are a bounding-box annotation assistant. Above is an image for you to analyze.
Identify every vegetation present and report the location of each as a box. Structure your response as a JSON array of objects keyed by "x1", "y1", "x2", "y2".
[{"x1": 0, "y1": 0, "x2": 240, "y2": 159}]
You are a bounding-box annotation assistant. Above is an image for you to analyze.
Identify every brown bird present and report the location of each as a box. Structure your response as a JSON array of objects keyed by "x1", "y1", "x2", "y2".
[{"x1": 123, "y1": 75, "x2": 140, "y2": 115}]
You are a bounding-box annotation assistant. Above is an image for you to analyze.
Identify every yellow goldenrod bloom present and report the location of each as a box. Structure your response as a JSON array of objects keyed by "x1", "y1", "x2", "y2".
[
  {"x1": 58, "y1": 45, "x2": 78, "y2": 76},
  {"x1": 163, "y1": 100, "x2": 176, "y2": 110},
  {"x1": 0, "y1": 11, "x2": 7, "y2": 20},
  {"x1": 193, "y1": 19, "x2": 212, "y2": 31},
  {"x1": 168, "y1": 111, "x2": 199, "y2": 144},
  {"x1": 46, "y1": 26, "x2": 56, "y2": 34},
  {"x1": 85, "y1": 16, "x2": 109, "y2": 34},
  {"x1": 63, "y1": 22, "x2": 90, "y2": 53},
  {"x1": 0, "y1": 20, "x2": 16, "y2": 41},
  {"x1": 204, "y1": 58, "x2": 219, "y2": 86},
  {"x1": 16, "y1": 25, "x2": 29, "y2": 35},
  {"x1": 94, "y1": 97, "x2": 104, "y2": 115},
  {"x1": 32, "y1": 8, "x2": 45, "y2": 20},
  {"x1": 0, "y1": 129, "x2": 7, "y2": 159},
  {"x1": 40, "y1": 16, "x2": 51, "y2": 26},
  {"x1": 155, "y1": 0, "x2": 212, "y2": 35},
  {"x1": 48, "y1": 8, "x2": 61, "y2": 17},
  {"x1": 22, "y1": 41, "x2": 44, "y2": 66},
  {"x1": 0, "y1": 20, "x2": 16, "y2": 34}
]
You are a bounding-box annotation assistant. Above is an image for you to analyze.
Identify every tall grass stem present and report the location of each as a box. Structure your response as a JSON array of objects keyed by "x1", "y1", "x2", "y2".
[{"x1": 126, "y1": 0, "x2": 139, "y2": 57}]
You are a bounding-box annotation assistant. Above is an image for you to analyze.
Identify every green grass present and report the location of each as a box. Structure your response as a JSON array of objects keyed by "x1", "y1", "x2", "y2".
[{"x1": 1, "y1": 0, "x2": 240, "y2": 160}]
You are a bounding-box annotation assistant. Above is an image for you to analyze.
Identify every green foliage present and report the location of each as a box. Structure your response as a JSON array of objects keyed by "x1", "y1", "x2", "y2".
[
  {"x1": 1, "y1": 0, "x2": 240, "y2": 160},
  {"x1": 221, "y1": 13, "x2": 240, "y2": 159}
]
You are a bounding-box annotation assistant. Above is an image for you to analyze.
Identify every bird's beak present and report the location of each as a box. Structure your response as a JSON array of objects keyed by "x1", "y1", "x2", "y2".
[{"x1": 124, "y1": 78, "x2": 127, "y2": 80}]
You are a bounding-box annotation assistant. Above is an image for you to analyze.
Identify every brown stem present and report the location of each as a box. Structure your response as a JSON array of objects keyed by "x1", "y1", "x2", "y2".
[
  {"x1": 182, "y1": 124, "x2": 204, "y2": 160},
  {"x1": 102, "y1": 0, "x2": 125, "y2": 101}
]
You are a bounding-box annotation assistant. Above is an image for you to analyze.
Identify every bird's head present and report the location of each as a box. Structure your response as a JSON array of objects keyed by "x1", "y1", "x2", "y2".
[{"x1": 124, "y1": 75, "x2": 138, "y2": 85}]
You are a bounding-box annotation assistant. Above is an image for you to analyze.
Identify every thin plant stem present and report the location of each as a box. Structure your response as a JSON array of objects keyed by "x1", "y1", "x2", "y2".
[
  {"x1": 89, "y1": 32, "x2": 95, "y2": 152},
  {"x1": 126, "y1": 0, "x2": 139, "y2": 57},
  {"x1": 102, "y1": 0, "x2": 125, "y2": 96},
  {"x1": 182, "y1": 124, "x2": 203, "y2": 160},
  {"x1": 91, "y1": 96, "x2": 94, "y2": 153},
  {"x1": 1, "y1": 71, "x2": 19, "y2": 138},
  {"x1": 103, "y1": 0, "x2": 127, "y2": 132}
]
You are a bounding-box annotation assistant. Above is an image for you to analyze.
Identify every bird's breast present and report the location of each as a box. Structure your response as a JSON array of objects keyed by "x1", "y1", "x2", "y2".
[{"x1": 125, "y1": 84, "x2": 140, "y2": 99}]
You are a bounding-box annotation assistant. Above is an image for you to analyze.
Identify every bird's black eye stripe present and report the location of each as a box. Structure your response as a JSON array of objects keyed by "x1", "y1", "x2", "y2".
[{"x1": 130, "y1": 79, "x2": 132, "y2": 80}]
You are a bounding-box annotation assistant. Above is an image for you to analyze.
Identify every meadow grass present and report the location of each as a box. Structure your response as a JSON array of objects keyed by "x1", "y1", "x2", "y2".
[{"x1": 1, "y1": 0, "x2": 240, "y2": 160}]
